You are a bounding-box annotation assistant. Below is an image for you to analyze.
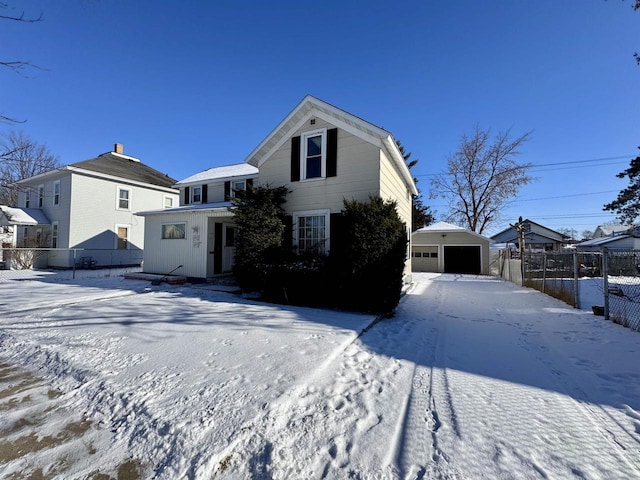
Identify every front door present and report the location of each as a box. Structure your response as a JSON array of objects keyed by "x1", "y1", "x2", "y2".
[{"x1": 223, "y1": 225, "x2": 237, "y2": 273}]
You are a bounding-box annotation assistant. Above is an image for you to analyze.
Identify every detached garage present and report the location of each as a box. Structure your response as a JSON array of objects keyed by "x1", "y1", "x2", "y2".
[{"x1": 411, "y1": 222, "x2": 490, "y2": 275}]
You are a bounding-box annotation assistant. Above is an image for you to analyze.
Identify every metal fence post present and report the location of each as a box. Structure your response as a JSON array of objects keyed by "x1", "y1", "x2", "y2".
[
  {"x1": 542, "y1": 253, "x2": 547, "y2": 293},
  {"x1": 602, "y1": 247, "x2": 610, "y2": 321},
  {"x1": 573, "y1": 250, "x2": 579, "y2": 309}
]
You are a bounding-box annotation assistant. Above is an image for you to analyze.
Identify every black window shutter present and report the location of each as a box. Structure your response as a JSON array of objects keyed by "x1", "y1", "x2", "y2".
[
  {"x1": 184, "y1": 186, "x2": 190, "y2": 205},
  {"x1": 291, "y1": 136, "x2": 301, "y2": 182},
  {"x1": 214, "y1": 223, "x2": 223, "y2": 274},
  {"x1": 202, "y1": 184, "x2": 208, "y2": 204},
  {"x1": 283, "y1": 215, "x2": 293, "y2": 251},
  {"x1": 246, "y1": 178, "x2": 253, "y2": 188},
  {"x1": 224, "y1": 181, "x2": 231, "y2": 200},
  {"x1": 327, "y1": 128, "x2": 338, "y2": 177}
]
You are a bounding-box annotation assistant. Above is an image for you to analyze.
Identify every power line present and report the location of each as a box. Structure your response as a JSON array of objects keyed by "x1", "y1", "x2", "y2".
[{"x1": 416, "y1": 154, "x2": 634, "y2": 178}]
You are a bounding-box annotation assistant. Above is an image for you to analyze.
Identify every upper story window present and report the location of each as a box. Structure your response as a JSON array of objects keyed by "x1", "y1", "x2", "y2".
[
  {"x1": 301, "y1": 129, "x2": 326, "y2": 180},
  {"x1": 53, "y1": 180, "x2": 60, "y2": 206},
  {"x1": 118, "y1": 187, "x2": 131, "y2": 210},
  {"x1": 232, "y1": 180, "x2": 246, "y2": 197},
  {"x1": 291, "y1": 128, "x2": 337, "y2": 182},
  {"x1": 25, "y1": 190, "x2": 30, "y2": 208},
  {"x1": 192, "y1": 186, "x2": 202, "y2": 204},
  {"x1": 38, "y1": 185, "x2": 44, "y2": 208}
]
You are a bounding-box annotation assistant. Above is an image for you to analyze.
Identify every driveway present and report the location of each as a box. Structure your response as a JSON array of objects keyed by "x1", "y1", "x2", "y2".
[{"x1": 1, "y1": 271, "x2": 639, "y2": 479}]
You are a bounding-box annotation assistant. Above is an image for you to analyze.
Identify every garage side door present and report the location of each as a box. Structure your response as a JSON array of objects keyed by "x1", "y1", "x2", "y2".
[{"x1": 444, "y1": 246, "x2": 481, "y2": 274}]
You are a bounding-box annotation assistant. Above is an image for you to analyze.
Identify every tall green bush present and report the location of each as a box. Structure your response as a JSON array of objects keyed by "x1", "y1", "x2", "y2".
[
  {"x1": 231, "y1": 184, "x2": 289, "y2": 291},
  {"x1": 335, "y1": 196, "x2": 408, "y2": 313}
]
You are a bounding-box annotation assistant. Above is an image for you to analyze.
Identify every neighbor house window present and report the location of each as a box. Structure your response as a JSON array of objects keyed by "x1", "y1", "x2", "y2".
[
  {"x1": 164, "y1": 196, "x2": 173, "y2": 208},
  {"x1": 53, "y1": 180, "x2": 60, "y2": 206},
  {"x1": 25, "y1": 190, "x2": 30, "y2": 208},
  {"x1": 162, "y1": 223, "x2": 186, "y2": 239},
  {"x1": 116, "y1": 225, "x2": 129, "y2": 249},
  {"x1": 118, "y1": 188, "x2": 131, "y2": 210},
  {"x1": 192, "y1": 186, "x2": 202, "y2": 203},
  {"x1": 51, "y1": 221, "x2": 59, "y2": 248},
  {"x1": 301, "y1": 129, "x2": 326, "y2": 180},
  {"x1": 38, "y1": 185, "x2": 44, "y2": 208},
  {"x1": 293, "y1": 209, "x2": 330, "y2": 254}
]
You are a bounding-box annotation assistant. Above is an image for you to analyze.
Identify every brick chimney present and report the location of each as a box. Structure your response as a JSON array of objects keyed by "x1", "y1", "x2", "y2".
[{"x1": 114, "y1": 143, "x2": 124, "y2": 154}]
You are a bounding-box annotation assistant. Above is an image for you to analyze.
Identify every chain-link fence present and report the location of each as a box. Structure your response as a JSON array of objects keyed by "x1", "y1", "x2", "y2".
[
  {"x1": 604, "y1": 249, "x2": 640, "y2": 331},
  {"x1": 495, "y1": 247, "x2": 640, "y2": 333}
]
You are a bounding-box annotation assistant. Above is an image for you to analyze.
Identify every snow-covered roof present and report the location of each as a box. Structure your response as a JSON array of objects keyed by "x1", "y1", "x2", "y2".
[
  {"x1": 594, "y1": 225, "x2": 631, "y2": 237},
  {"x1": 137, "y1": 201, "x2": 233, "y2": 216},
  {"x1": 413, "y1": 221, "x2": 490, "y2": 241},
  {"x1": 414, "y1": 221, "x2": 466, "y2": 233},
  {"x1": 577, "y1": 235, "x2": 631, "y2": 247},
  {"x1": 175, "y1": 164, "x2": 258, "y2": 186},
  {"x1": 0, "y1": 206, "x2": 50, "y2": 226}
]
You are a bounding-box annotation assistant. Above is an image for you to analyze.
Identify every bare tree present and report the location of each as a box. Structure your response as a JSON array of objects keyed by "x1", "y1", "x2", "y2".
[
  {"x1": 0, "y1": 131, "x2": 59, "y2": 205},
  {"x1": 430, "y1": 126, "x2": 532, "y2": 234},
  {"x1": 1, "y1": 3, "x2": 44, "y2": 123}
]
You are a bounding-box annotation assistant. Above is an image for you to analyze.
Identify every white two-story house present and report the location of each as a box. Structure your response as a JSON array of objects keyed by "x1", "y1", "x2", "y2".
[
  {"x1": 139, "y1": 96, "x2": 418, "y2": 281},
  {"x1": 10, "y1": 144, "x2": 179, "y2": 268}
]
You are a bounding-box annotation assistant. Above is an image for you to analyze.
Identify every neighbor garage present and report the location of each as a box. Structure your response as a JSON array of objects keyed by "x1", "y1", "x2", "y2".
[{"x1": 411, "y1": 221, "x2": 490, "y2": 275}]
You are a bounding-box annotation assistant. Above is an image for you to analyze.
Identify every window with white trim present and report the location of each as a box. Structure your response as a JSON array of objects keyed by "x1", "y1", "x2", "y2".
[
  {"x1": 117, "y1": 187, "x2": 131, "y2": 210},
  {"x1": 116, "y1": 225, "x2": 129, "y2": 249},
  {"x1": 231, "y1": 180, "x2": 246, "y2": 197},
  {"x1": 164, "y1": 196, "x2": 174, "y2": 208},
  {"x1": 293, "y1": 209, "x2": 330, "y2": 254},
  {"x1": 38, "y1": 185, "x2": 44, "y2": 208},
  {"x1": 192, "y1": 186, "x2": 202, "y2": 203},
  {"x1": 53, "y1": 180, "x2": 60, "y2": 206},
  {"x1": 301, "y1": 129, "x2": 326, "y2": 180},
  {"x1": 51, "y1": 221, "x2": 59, "y2": 248},
  {"x1": 25, "y1": 189, "x2": 30, "y2": 208}
]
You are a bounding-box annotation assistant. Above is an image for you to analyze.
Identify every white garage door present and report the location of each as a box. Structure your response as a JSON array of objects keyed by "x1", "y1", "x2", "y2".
[{"x1": 412, "y1": 246, "x2": 438, "y2": 272}]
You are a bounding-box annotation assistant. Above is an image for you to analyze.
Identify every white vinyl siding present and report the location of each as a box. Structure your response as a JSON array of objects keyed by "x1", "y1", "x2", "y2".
[{"x1": 257, "y1": 120, "x2": 380, "y2": 214}]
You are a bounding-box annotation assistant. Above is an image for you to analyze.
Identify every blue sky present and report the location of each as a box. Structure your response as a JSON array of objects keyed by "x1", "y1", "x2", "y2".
[{"x1": 2, "y1": 0, "x2": 639, "y2": 237}]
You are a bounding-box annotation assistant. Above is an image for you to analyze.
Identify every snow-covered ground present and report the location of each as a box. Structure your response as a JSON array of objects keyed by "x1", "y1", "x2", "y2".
[{"x1": 1, "y1": 270, "x2": 639, "y2": 479}]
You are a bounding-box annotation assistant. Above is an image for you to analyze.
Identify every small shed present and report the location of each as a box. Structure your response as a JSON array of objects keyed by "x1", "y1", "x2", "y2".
[{"x1": 411, "y1": 221, "x2": 490, "y2": 275}]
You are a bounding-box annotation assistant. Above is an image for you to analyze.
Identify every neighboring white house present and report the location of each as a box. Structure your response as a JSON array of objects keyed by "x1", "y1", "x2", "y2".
[
  {"x1": 6, "y1": 144, "x2": 179, "y2": 268},
  {"x1": 139, "y1": 95, "x2": 418, "y2": 281},
  {"x1": 577, "y1": 226, "x2": 640, "y2": 251},
  {"x1": 411, "y1": 222, "x2": 490, "y2": 275},
  {"x1": 592, "y1": 224, "x2": 631, "y2": 238}
]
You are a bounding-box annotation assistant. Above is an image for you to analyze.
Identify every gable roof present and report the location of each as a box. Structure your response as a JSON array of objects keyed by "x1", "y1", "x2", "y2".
[
  {"x1": 413, "y1": 221, "x2": 490, "y2": 241},
  {"x1": 490, "y1": 218, "x2": 569, "y2": 241},
  {"x1": 70, "y1": 152, "x2": 177, "y2": 188},
  {"x1": 0, "y1": 206, "x2": 50, "y2": 226},
  {"x1": 176, "y1": 163, "x2": 258, "y2": 186},
  {"x1": 244, "y1": 95, "x2": 418, "y2": 196}
]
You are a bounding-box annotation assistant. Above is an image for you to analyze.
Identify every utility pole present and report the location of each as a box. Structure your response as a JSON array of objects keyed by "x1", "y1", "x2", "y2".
[{"x1": 511, "y1": 216, "x2": 526, "y2": 286}]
